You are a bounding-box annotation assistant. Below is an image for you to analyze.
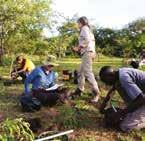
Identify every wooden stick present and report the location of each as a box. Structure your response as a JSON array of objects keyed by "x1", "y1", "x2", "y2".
[
  {"x1": 100, "y1": 86, "x2": 115, "y2": 113},
  {"x1": 35, "y1": 130, "x2": 74, "y2": 141}
]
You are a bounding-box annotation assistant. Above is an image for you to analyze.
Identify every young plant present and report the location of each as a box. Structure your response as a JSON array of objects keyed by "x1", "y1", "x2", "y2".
[
  {"x1": 0, "y1": 118, "x2": 34, "y2": 141},
  {"x1": 55, "y1": 106, "x2": 78, "y2": 129}
]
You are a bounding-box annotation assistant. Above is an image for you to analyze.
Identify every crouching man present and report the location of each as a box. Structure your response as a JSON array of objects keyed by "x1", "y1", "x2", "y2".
[
  {"x1": 99, "y1": 66, "x2": 145, "y2": 132},
  {"x1": 24, "y1": 55, "x2": 67, "y2": 107}
]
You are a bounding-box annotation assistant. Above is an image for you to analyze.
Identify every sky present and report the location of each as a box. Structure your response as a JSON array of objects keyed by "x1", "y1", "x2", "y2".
[{"x1": 43, "y1": 0, "x2": 145, "y2": 37}]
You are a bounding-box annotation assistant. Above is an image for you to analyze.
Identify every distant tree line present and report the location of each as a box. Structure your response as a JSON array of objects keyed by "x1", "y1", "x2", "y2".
[
  {"x1": 0, "y1": 0, "x2": 145, "y2": 62},
  {"x1": 45, "y1": 17, "x2": 145, "y2": 59},
  {"x1": 94, "y1": 18, "x2": 145, "y2": 58}
]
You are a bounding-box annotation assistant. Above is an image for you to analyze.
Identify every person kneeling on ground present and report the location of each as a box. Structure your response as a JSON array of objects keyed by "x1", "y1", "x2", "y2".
[
  {"x1": 11, "y1": 55, "x2": 35, "y2": 82},
  {"x1": 24, "y1": 55, "x2": 69, "y2": 106},
  {"x1": 99, "y1": 66, "x2": 145, "y2": 132}
]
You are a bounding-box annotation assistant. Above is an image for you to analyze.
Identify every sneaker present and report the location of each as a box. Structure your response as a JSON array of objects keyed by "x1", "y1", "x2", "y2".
[{"x1": 90, "y1": 95, "x2": 99, "y2": 103}]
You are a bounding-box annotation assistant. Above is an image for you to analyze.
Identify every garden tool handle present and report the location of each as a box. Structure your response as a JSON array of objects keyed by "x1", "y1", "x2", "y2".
[{"x1": 100, "y1": 86, "x2": 115, "y2": 114}]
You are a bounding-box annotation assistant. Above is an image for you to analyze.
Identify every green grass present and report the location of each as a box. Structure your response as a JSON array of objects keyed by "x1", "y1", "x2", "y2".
[{"x1": 0, "y1": 54, "x2": 145, "y2": 141}]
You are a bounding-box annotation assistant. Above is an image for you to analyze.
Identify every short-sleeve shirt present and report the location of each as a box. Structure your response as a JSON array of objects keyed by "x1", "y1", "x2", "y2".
[
  {"x1": 116, "y1": 68, "x2": 145, "y2": 105},
  {"x1": 23, "y1": 58, "x2": 35, "y2": 72}
]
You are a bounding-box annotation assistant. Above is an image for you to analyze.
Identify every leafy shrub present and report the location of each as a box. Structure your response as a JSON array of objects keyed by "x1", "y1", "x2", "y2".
[
  {"x1": 0, "y1": 118, "x2": 34, "y2": 141},
  {"x1": 54, "y1": 105, "x2": 93, "y2": 129},
  {"x1": 55, "y1": 106, "x2": 78, "y2": 129}
]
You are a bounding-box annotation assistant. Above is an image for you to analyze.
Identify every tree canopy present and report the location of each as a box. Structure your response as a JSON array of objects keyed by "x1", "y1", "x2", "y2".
[
  {"x1": 0, "y1": 1, "x2": 145, "y2": 60},
  {"x1": 0, "y1": 0, "x2": 52, "y2": 60}
]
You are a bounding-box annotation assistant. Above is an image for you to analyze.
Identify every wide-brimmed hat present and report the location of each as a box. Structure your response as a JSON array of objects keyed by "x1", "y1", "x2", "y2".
[{"x1": 43, "y1": 55, "x2": 59, "y2": 67}]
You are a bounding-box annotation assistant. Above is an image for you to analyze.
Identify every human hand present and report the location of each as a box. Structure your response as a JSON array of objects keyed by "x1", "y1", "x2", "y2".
[
  {"x1": 12, "y1": 72, "x2": 17, "y2": 76},
  {"x1": 72, "y1": 46, "x2": 80, "y2": 52},
  {"x1": 11, "y1": 72, "x2": 17, "y2": 79}
]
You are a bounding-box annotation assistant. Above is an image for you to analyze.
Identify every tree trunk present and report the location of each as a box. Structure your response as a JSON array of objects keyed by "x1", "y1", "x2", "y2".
[{"x1": 0, "y1": 23, "x2": 4, "y2": 65}]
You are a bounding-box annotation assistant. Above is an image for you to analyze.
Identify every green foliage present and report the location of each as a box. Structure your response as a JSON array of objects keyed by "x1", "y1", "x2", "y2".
[
  {"x1": 54, "y1": 102, "x2": 96, "y2": 130},
  {"x1": 55, "y1": 106, "x2": 78, "y2": 129},
  {"x1": 0, "y1": 118, "x2": 34, "y2": 141},
  {"x1": 1, "y1": 0, "x2": 144, "y2": 60},
  {"x1": 54, "y1": 105, "x2": 88, "y2": 129},
  {"x1": 56, "y1": 20, "x2": 78, "y2": 58},
  {"x1": 0, "y1": 56, "x2": 144, "y2": 140},
  {"x1": 94, "y1": 18, "x2": 145, "y2": 57},
  {"x1": 0, "y1": 0, "x2": 52, "y2": 55},
  {"x1": 75, "y1": 100, "x2": 91, "y2": 111},
  {"x1": 46, "y1": 17, "x2": 145, "y2": 58},
  {"x1": 44, "y1": 15, "x2": 79, "y2": 57}
]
